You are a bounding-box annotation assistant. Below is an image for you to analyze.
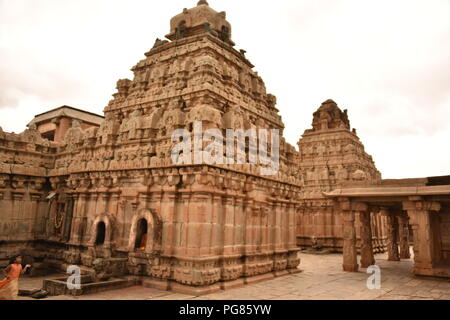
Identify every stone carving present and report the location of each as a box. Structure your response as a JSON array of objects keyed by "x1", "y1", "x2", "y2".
[
  {"x1": 352, "y1": 170, "x2": 367, "y2": 181},
  {"x1": 152, "y1": 38, "x2": 169, "y2": 50},
  {"x1": 297, "y1": 100, "x2": 382, "y2": 251},
  {"x1": 336, "y1": 165, "x2": 349, "y2": 181},
  {"x1": 312, "y1": 99, "x2": 351, "y2": 131},
  {"x1": 223, "y1": 105, "x2": 244, "y2": 129},
  {"x1": 0, "y1": 1, "x2": 401, "y2": 294},
  {"x1": 63, "y1": 123, "x2": 83, "y2": 149},
  {"x1": 186, "y1": 102, "x2": 222, "y2": 129}
]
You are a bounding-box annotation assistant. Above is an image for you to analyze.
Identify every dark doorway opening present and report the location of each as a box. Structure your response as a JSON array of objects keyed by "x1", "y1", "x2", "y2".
[
  {"x1": 96, "y1": 222, "x2": 106, "y2": 246},
  {"x1": 42, "y1": 130, "x2": 55, "y2": 141},
  {"x1": 135, "y1": 219, "x2": 148, "y2": 251}
]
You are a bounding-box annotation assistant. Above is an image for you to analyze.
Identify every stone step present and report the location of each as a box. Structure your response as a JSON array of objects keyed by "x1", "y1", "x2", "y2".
[
  {"x1": 43, "y1": 277, "x2": 135, "y2": 297},
  {"x1": 19, "y1": 288, "x2": 41, "y2": 297}
]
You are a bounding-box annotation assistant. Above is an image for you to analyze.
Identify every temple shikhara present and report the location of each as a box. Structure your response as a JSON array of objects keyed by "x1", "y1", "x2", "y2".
[{"x1": 1, "y1": 1, "x2": 449, "y2": 297}]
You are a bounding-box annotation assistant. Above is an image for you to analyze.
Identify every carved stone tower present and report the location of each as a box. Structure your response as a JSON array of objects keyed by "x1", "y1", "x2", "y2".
[
  {"x1": 44, "y1": 1, "x2": 302, "y2": 294},
  {"x1": 296, "y1": 100, "x2": 385, "y2": 252}
]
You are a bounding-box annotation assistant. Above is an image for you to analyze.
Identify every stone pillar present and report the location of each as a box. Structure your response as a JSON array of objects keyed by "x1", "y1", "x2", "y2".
[
  {"x1": 380, "y1": 213, "x2": 389, "y2": 251},
  {"x1": 251, "y1": 206, "x2": 260, "y2": 253},
  {"x1": 243, "y1": 200, "x2": 254, "y2": 254},
  {"x1": 343, "y1": 211, "x2": 358, "y2": 272},
  {"x1": 280, "y1": 202, "x2": 288, "y2": 250},
  {"x1": 29, "y1": 194, "x2": 41, "y2": 236},
  {"x1": 234, "y1": 197, "x2": 244, "y2": 255},
  {"x1": 176, "y1": 193, "x2": 191, "y2": 256},
  {"x1": 62, "y1": 195, "x2": 75, "y2": 242},
  {"x1": 381, "y1": 208, "x2": 400, "y2": 261},
  {"x1": 46, "y1": 198, "x2": 58, "y2": 237},
  {"x1": 338, "y1": 198, "x2": 366, "y2": 272},
  {"x1": 398, "y1": 214, "x2": 411, "y2": 259},
  {"x1": 211, "y1": 195, "x2": 222, "y2": 255},
  {"x1": 222, "y1": 196, "x2": 235, "y2": 255},
  {"x1": 186, "y1": 193, "x2": 211, "y2": 256},
  {"x1": 403, "y1": 199, "x2": 441, "y2": 273},
  {"x1": 273, "y1": 202, "x2": 282, "y2": 251},
  {"x1": 288, "y1": 203, "x2": 297, "y2": 250},
  {"x1": 91, "y1": 193, "x2": 99, "y2": 216},
  {"x1": 54, "y1": 116, "x2": 72, "y2": 142},
  {"x1": 359, "y1": 210, "x2": 375, "y2": 268},
  {"x1": 161, "y1": 192, "x2": 177, "y2": 256},
  {"x1": 372, "y1": 211, "x2": 382, "y2": 253}
]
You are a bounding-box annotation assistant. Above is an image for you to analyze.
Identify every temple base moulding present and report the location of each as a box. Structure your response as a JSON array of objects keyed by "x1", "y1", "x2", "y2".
[{"x1": 141, "y1": 268, "x2": 302, "y2": 296}]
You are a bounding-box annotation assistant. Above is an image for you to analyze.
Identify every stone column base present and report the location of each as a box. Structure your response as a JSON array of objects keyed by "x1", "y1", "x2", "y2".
[{"x1": 343, "y1": 263, "x2": 359, "y2": 272}]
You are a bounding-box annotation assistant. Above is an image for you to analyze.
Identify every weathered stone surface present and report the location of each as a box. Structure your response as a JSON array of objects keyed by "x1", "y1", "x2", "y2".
[
  {"x1": 0, "y1": 2, "x2": 301, "y2": 292},
  {"x1": 296, "y1": 99, "x2": 384, "y2": 252},
  {"x1": 2, "y1": 1, "x2": 449, "y2": 294}
]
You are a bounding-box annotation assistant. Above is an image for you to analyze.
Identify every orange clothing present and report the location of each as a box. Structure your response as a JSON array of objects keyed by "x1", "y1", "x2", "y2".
[
  {"x1": 0, "y1": 279, "x2": 9, "y2": 289},
  {"x1": 0, "y1": 279, "x2": 19, "y2": 300},
  {"x1": 7, "y1": 264, "x2": 23, "y2": 281},
  {"x1": 0, "y1": 264, "x2": 22, "y2": 298}
]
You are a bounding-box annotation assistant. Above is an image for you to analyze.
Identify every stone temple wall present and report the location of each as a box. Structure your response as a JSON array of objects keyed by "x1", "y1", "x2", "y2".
[
  {"x1": 49, "y1": 26, "x2": 302, "y2": 291},
  {"x1": 0, "y1": 2, "x2": 303, "y2": 293},
  {"x1": 0, "y1": 1, "x2": 391, "y2": 292},
  {"x1": 51, "y1": 165, "x2": 301, "y2": 293},
  {"x1": 0, "y1": 126, "x2": 56, "y2": 265}
]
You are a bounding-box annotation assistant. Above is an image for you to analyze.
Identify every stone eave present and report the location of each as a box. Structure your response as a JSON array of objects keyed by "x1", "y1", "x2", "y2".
[
  {"x1": 324, "y1": 184, "x2": 450, "y2": 198},
  {"x1": 28, "y1": 106, "x2": 105, "y2": 127},
  {"x1": 147, "y1": 33, "x2": 254, "y2": 69},
  {"x1": 301, "y1": 128, "x2": 359, "y2": 139}
]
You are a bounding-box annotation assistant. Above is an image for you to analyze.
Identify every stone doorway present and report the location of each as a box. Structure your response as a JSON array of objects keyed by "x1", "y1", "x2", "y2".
[
  {"x1": 95, "y1": 222, "x2": 106, "y2": 246},
  {"x1": 134, "y1": 219, "x2": 148, "y2": 251}
]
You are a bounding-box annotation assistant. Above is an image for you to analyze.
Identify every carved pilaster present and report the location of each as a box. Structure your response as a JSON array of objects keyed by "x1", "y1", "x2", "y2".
[
  {"x1": 381, "y1": 208, "x2": 400, "y2": 261},
  {"x1": 342, "y1": 210, "x2": 358, "y2": 272},
  {"x1": 338, "y1": 198, "x2": 367, "y2": 272},
  {"x1": 359, "y1": 210, "x2": 375, "y2": 268},
  {"x1": 398, "y1": 214, "x2": 411, "y2": 259},
  {"x1": 403, "y1": 200, "x2": 441, "y2": 271}
]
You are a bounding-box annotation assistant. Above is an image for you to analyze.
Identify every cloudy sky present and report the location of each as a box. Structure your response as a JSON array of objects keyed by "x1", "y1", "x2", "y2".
[{"x1": 0, "y1": 0, "x2": 449, "y2": 179}]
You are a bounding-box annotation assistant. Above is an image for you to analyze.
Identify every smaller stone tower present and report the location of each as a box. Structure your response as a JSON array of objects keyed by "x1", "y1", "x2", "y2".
[{"x1": 296, "y1": 100, "x2": 385, "y2": 252}]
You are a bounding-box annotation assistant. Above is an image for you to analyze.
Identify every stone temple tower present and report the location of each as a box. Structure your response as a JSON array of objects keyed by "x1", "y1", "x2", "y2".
[
  {"x1": 0, "y1": 0, "x2": 389, "y2": 295},
  {"x1": 296, "y1": 99, "x2": 385, "y2": 252},
  {"x1": 39, "y1": 0, "x2": 303, "y2": 294}
]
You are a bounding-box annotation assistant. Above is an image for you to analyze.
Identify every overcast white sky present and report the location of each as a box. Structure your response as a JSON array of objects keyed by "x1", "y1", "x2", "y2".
[{"x1": 0, "y1": 0, "x2": 449, "y2": 179}]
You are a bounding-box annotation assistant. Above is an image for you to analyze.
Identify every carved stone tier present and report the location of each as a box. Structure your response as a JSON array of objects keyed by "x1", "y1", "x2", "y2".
[
  {"x1": 296, "y1": 100, "x2": 383, "y2": 252},
  {"x1": 0, "y1": 2, "x2": 304, "y2": 293}
]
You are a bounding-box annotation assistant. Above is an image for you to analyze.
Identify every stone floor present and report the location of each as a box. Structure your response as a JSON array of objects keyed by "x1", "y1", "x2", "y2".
[{"x1": 17, "y1": 252, "x2": 450, "y2": 300}]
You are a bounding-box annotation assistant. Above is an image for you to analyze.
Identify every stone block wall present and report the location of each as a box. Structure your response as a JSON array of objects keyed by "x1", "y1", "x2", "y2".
[
  {"x1": 0, "y1": 127, "x2": 57, "y2": 265},
  {"x1": 48, "y1": 165, "x2": 301, "y2": 292},
  {"x1": 437, "y1": 203, "x2": 450, "y2": 265}
]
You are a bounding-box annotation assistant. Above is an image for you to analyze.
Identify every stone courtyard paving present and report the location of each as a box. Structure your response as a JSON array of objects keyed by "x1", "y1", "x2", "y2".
[{"x1": 18, "y1": 253, "x2": 450, "y2": 301}]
